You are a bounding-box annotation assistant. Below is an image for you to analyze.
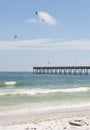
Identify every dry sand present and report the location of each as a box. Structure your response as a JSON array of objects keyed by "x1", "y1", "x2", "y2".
[{"x1": 0, "y1": 107, "x2": 90, "y2": 130}]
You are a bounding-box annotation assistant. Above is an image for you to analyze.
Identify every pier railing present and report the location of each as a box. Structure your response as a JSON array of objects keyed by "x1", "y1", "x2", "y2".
[{"x1": 33, "y1": 66, "x2": 90, "y2": 75}]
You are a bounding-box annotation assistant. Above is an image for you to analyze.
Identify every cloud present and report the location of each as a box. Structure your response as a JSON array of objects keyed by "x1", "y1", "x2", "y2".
[
  {"x1": 0, "y1": 39, "x2": 90, "y2": 50},
  {"x1": 26, "y1": 19, "x2": 37, "y2": 23}
]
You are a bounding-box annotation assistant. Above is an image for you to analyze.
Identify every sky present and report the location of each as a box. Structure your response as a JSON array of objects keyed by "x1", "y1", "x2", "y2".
[{"x1": 0, "y1": 0, "x2": 90, "y2": 71}]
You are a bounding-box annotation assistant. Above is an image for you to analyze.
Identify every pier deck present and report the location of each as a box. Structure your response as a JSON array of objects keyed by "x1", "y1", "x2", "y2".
[{"x1": 33, "y1": 66, "x2": 90, "y2": 75}]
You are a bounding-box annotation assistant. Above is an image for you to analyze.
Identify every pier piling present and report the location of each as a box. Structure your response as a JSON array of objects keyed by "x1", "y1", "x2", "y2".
[{"x1": 33, "y1": 66, "x2": 90, "y2": 75}]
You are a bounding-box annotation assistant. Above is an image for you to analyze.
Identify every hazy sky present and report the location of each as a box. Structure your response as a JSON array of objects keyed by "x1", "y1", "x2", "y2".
[{"x1": 0, "y1": 0, "x2": 90, "y2": 71}]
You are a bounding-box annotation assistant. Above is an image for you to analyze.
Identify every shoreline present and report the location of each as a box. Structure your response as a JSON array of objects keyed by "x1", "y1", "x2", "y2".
[{"x1": 0, "y1": 107, "x2": 90, "y2": 130}]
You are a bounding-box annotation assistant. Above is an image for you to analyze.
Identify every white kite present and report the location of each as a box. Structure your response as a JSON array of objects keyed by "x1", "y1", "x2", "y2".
[{"x1": 35, "y1": 11, "x2": 57, "y2": 25}]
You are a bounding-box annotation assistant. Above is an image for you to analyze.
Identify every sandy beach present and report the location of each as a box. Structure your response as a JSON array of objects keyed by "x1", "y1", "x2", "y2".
[{"x1": 0, "y1": 107, "x2": 90, "y2": 130}]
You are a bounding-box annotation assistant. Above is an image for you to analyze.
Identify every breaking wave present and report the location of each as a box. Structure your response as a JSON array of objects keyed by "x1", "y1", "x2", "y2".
[
  {"x1": 5, "y1": 81, "x2": 16, "y2": 86},
  {"x1": 0, "y1": 81, "x2": 16, "y2": 87},
  {"x1": 0, "y1": 87, "x2": 89, "y2": 96}
]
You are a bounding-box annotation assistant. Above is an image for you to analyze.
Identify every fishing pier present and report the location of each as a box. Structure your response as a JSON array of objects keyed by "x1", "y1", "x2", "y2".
[{"x1": 33, "y1": 66, "x2": 90, "y2": 75}]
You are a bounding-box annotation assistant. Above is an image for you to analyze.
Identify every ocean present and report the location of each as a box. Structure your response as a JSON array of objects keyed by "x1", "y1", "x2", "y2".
[{"x1": 0, "y1": 72, "x2": 90, "y2": 115}]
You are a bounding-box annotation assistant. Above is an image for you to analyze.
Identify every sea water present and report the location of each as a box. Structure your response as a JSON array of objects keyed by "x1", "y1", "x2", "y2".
[{"x1": 0, "y1": 72, "x2": 90, "y2": 115}]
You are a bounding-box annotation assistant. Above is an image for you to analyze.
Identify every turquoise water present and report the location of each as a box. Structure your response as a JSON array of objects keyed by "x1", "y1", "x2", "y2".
[{"x1": 0, "y1": 72, "x2": 90, "y2": 114}]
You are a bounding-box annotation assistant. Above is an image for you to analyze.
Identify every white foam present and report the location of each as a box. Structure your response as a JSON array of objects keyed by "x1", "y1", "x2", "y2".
[
  {"x1": 60, "y1": 87, "x2": 88, "y2": 93},
  {"x1": 20, "y1": 87, "x2": 89, "y2": 95},
  {"x1": 5, "y1": 81, "x2": 16, "y2": 86},
  {"x1": 0, "y1": 87, "x2": 89, "y2": 96}
]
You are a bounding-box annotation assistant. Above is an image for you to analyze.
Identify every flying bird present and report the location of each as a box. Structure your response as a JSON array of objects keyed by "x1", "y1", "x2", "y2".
[
  {"x1": 35, "y1": 11, "x2": 57, "y2": 25},
  {"x1": 13, "y1": 34, "x2": 18, "y2": 39}
]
